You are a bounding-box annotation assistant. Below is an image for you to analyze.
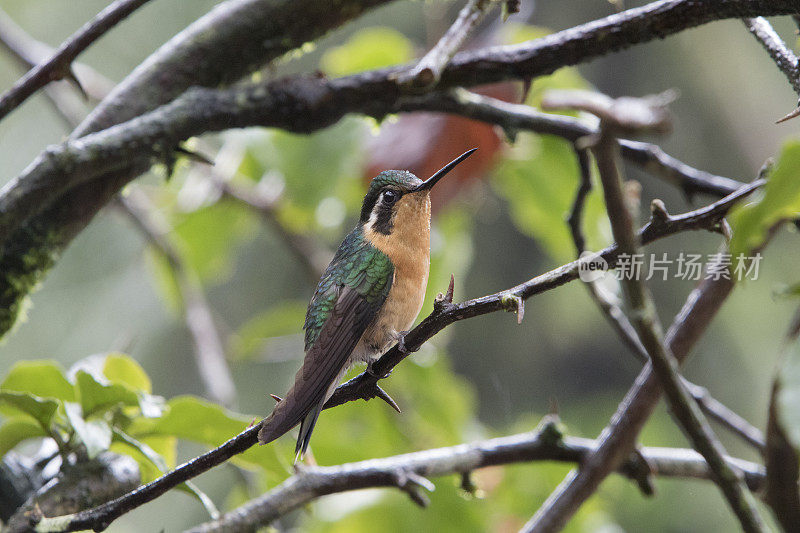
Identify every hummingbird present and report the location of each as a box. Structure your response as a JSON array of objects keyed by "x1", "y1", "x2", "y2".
[{"x1": 258, "y1": 148, "x2": 476, "y2": 460}]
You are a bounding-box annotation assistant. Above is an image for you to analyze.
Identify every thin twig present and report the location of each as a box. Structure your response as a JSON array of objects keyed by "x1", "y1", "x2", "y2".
[
  {"x1": 567, "y1": 147, "x2": 765, "y2": 451},
  {"x1": 118, "y1": 191, "x2": 237, "y2": 409},
  {"x1": 184, "y1": 420, "x2": 766, "y2": 533},
  {"x1": 743, "y1": 16, "x2": 800, "y2": 123},
  {"x1": 0, "y1": 0, "x2": 152, "y2": 122},
  {"x1": 398, "y1": 0, "x2": 495, "y2": 88},
  {"x1": 0, "y1": 8, "x2": 116, "y2": 102},
  {"x1": 743, "y1": 17, "x2": 800, "y2": 95},
  {"x1": 527, "y1": 91, "x2": 765, "y2": 532}
]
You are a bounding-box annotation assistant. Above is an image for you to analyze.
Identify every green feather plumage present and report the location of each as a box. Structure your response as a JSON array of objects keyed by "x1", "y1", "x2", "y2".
[{"x1": 303, "y1": 226, "x2": 394, "y2": 350}]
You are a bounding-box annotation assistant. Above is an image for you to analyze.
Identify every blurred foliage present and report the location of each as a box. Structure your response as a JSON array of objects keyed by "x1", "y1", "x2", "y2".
[
  {"x1": 1, "y1": 2, "x2": 799, "y2": 531},
  {"x1": 321, "y1": 26, "x2": 413, "y2": 77}
]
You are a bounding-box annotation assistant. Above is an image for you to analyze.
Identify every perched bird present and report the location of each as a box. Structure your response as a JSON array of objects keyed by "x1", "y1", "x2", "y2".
[{"x1": 258, "y1": 149, "x2": 476, "y2": 460}]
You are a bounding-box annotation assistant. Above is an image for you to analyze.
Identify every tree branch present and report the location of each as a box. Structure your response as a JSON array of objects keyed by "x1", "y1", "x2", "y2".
[
  {"x1": 184, "y1": 419, "x2": 766, "y2": 533},
  {"x1": 0, "y1": 0, "x2": 153, "y2": 122},
  {"x1": 566, "y1": 147, "x2": 765, "y2": 452},
  {"x1": 528, "y1": 90, "x2": 764, "y2": 532},
  {"x1": 743, "y1": 16, "x2": 800, "y2": 95},
  {"x1": 398, "y1": 0, "x2": 495, "y2": 88},
  {"x1": 4, "y1": 453, "x2": 140, "y2": 533}
]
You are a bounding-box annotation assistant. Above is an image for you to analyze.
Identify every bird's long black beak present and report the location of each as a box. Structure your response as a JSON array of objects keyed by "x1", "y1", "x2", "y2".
[{"x1": 413, "y1": 148, "x2": 477, "y2": 192}]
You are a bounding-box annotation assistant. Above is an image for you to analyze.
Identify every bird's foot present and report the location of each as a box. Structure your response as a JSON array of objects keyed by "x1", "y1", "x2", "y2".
[
  {"x1": 395, "y1": 330, "x2": 417, "y2": 354},
  {"x1": 367, "y1": 359, "x2": 392, "y2": 379}
]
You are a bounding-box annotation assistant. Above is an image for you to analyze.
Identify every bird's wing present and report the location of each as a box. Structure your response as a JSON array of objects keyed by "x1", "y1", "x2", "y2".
[{"x1": 258, "y1": 284, "x2": 385, "y2": 445}]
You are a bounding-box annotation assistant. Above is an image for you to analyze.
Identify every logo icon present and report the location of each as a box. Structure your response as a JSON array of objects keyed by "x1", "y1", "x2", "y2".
[{"x1": 577, "y1": 251, "x2": 608, "y2": 282}]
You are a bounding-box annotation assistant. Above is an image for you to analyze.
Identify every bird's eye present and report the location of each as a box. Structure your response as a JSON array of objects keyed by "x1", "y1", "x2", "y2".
[{"x1": 382, "y1": 190, "x2": 398, "y2": 205}]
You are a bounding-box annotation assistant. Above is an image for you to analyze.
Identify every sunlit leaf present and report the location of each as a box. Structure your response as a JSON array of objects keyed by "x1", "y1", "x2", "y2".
[
  {"x1": 730, "y1": 140, "x2": 800, "y2": 259},
  {"x1": 75, "y1": 370, "x2": 140, "y2": 418},
  {"x1": 0, "y1": 417, "x2": 47, "y2": 456},
  {"x1": 1, "y1": 360, "x2": 75, "y2": 402},
  {"x1": 229, "y1": 300, "x2": 307, "y2": 360},
  {"x1": 321, "y1": 27, "x2": 413, "y2": 77},
  {"x1": 112, "y1": 429, "x2": 219, "y2": 518},
  {"x1": 128, "y1": 396, "x2": 288, "y2": 480},
  {"x1": 0, "y1": 391, "x2": 59, "y2": 428},
  {"x1": 64, "y1": 402, "x2": 111, "y2": 459},
  {"x1": 102, "y1": 353, "x2": 152, "y2": 394}
]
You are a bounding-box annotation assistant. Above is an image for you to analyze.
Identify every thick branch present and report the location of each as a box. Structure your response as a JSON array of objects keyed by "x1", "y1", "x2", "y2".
[
  {"x1": 185, "y1": 422, "x2": 766, "y2": 533},
  {"x1": 0, "y1": 0, "x2": 153, "y2": 122},
  {"x1": 5, "y1": 454, "x2": 139, "y2": 533}
]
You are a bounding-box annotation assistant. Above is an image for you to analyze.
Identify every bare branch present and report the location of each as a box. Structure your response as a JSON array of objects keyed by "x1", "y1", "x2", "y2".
[
  {"x1": 743, "y1": 17, "x2": 800, "y2": 95},
  {"x1": 401, "y1": 90, "x2": 746, "y2": 198},
  {"x1": 567, "y1": 150, "x2": 765, "y2": 452},
  {"x1": 527, "y1": 91, "x2": 765, "y2": 533},
  {"x1": 398, "y1": 0, "x2": 495, "y2": 88},
  {"x1": 185, "y1": 419, "x2": 766, "y2": 533},
  {"x1": 0, "y1": 0, "x2": 153, "y2": 122}
]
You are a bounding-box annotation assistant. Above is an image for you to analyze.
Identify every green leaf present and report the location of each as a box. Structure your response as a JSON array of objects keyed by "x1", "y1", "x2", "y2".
[
  {"x1": 493, "y1": 135, "x2": 608, "y2": 261},
  {"x1": 103, "y1": 353, "x2": 152, "y2": 394},
  {"x1": 75, "y1": 370, "x2": 140, "y2": 418},
  {"x1": 64, "y1": 402, "x2": 112, "y2": 459},
  {"x1": 0, "y1": 417, "x2": 47, "y2": 457},
  {"x1": 730, "y1": 140, "x2": 800, "y2": 259},
  {"x1": 0, "y1": 391, "x2": 59, "y2": 428},
  {"x1": 112, "y1": 429, "x2": 219, "y2": 518},
  {"x1": 1, "y1": 360, "x2": 75, "y2": 402},
  {"x1": 229, "y1": 301, "x2": 307, "y2": 360},
  {"x1": 128, "y1": 396, "x2": 288, "y2": 480},
  {"x1": 321, "y1": 27, "x2": 413, "y2": 77}
]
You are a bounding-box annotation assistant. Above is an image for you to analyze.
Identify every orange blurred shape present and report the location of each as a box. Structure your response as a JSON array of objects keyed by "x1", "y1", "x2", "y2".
[{"x1": 364, "y1": 83, "x2": 517, "y2": 211}]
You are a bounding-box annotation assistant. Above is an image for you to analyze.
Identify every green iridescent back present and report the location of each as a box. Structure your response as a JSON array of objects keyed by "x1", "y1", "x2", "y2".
[{"x1": 303, "y1": 226, "x2": 394, "y2": 350}]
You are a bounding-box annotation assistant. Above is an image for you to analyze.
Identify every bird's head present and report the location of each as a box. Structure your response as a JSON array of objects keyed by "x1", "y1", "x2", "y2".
[{"x1": 359, "y1": 149, "x2": 476, "y2": 236}]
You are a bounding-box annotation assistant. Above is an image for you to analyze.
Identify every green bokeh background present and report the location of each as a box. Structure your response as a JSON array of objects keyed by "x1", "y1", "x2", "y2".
[{"x1": 1, "y1": 1, "x2": 799, "y2": 531}]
